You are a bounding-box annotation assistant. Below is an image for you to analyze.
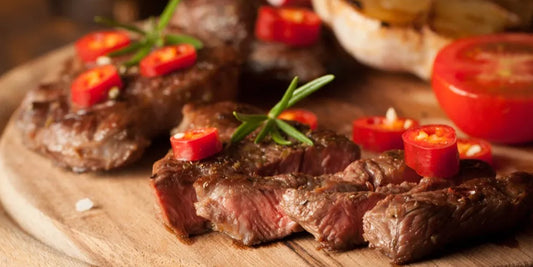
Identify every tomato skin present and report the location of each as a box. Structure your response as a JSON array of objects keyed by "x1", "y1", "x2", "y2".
[
  {"x1": 278, "y1": 109, "x2": 318, "y2": 130},
  {"x1": 352, "y1": 116, "x2": 419, "y2": 153},
  {"x1": 70, "y1": 65, "x2": 123, "y2": 108},
  {"x1": 402, "y1": 125, "x2": 459, "y2": 178},
  {"x1": 75, "y1": 31, "x2": 130, "y2": 62},
  {"x1": 170, "y1": 128, "x2": 223, "y2": 161},
  {"x1": 255, "y1": 6, "x2": 321, "y2": 47},
  {"x1": 457, "y1": 138, "x2": 493, "y2": 165},
  {"x1": 140, "y1": 44, "x2": 197, "y2": 77},
  {"x1": 432, "y1": 34, "x2": 533, "y2": 144}
]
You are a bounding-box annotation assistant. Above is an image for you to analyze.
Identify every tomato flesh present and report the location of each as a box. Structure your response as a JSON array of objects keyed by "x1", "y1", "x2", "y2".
[
  {"x1": 255, "y1": 6, "x2": 321, "y2": 47},
  {"x1": 457, "y1": 138, "x2": 493, "y2": 165},
  {"x1": 278, "y1": 109, "x2": 318, "y2": 130},
  {"x1": 75, "y1": 31, "x2": 130, "y2": 62},
  {"x1": 432, "y1": 34, "x2": 533, "y2": 144},
  {"x1": 352, "y1": 116, "x2": 418, "y2": 153},
  {"x1": 170, "y1": 128, "x2": 223, "y2": 161},
  {"x1": 70, "y1": 65, "x2": 123, "y2": 108},
  {"x1": 140, "y1": 44, "x2": 197, "y2": 77},
  {"x1": 402, "y1": 125, "x2": 459, "y2": 178}
]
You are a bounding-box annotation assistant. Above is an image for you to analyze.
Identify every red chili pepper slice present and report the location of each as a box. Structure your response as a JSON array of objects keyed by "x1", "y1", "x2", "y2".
[
  {"x1": 170, "y1": 128, "x2": 223, "y2": 161},
  {"x1": 255, "y1": 6, "x2": 321, "y2": 47},
  {"x1": 278, "y1": 109, "x2": 318, "y2": 130},
  {"x1": 402, "y1": 125, "x2": 459, "y2": 178},
  {"x1": 353, "y1": 116, "x2": 418, "y2": 153},
  {"x1": 457, "y1": 138, "x2": 493, "y2": 165},
  {"x1": 140, "y1": 44, "x2": 197, "y2": 78},
  {"x1": 75, "y1": 31, "x2": 131, "y2": 62},
  {"x1": 70, "y1": 65, "x2": 123, "y2": 108}
]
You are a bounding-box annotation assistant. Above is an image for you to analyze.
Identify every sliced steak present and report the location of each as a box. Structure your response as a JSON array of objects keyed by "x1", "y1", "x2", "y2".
[
  {"x1": 151, "y1": 102, "x2": 360, "y2": 239},
  {"x1": 363, "y1": 172, "x2": 533, "y2": 264},
  {"x1": 281, "y1": 157, "x2": 495, "y2": 251},
  {"x1": 194, "y1": 174, "x2": 306, "y2": 245},
  {"x1": 17, "y1": 44, "x2": 240, "y2": 172}
]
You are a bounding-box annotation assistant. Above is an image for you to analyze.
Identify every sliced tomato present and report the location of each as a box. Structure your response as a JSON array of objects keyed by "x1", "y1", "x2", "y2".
[
  {"x1": 457, "y1": 138, "x2": 493, "y2": 165},
  {"x1": 140, "y1": 44, "x2": 197, "y2": 77},
  {"x1": 75, "y1": 31, "x2": 130, "y2": 62},
  {"x1": 402, "y1": 125, "x2": 459, "y2": 178},
  {"x1": 170, "y1": 128, "x2": 223, "y2": 161},
  {"x1": 267, "y1": 0, "x2": 311, "y2": 7},
  {"x1": 432, "y1": 33, "x2": 533, "y2": 144},
  {"x1": 70, "y1": 65, "x2": 123, "y2": 108},
  {"x1": 278, "y1": 109, "x2": 318, "y2": 130},
  {"x1": 255, "y1": 6, "x2": 321, "y2": 46}
]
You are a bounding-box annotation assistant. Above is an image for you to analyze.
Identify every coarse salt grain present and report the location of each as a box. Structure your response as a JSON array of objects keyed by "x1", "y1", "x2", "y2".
[
  {"x1": 385, "y1": 107, "x2": 398, "y2": 124},
  {"x1": 466, "y1": 144, "x2": 482, "y2": 157},
  {"x1": 173, "y1": 132, "x2": 185, "y2": 139},
  {"x1": 75, "y1": 198, "x2": 94, "y2": 212},
  {"x1": 404, "y1": 119, "x2": 413, "y2": 129}
]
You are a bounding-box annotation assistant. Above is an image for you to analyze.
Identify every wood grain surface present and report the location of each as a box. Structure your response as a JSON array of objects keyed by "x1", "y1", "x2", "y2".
[
  {"x1": 0, "y1": 47, "x2": 88, "y2": 266},
  {"x1": 1, "y1": 47, "x2": 533, "y2": 266}
]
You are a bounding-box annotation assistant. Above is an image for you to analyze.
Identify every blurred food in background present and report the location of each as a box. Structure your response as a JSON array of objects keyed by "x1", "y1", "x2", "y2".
[{"x1": 0, "y1": 0, "x2": 165, "y2": 74}]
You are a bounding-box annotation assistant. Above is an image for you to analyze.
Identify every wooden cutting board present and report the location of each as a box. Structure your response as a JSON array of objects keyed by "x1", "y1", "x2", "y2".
[{"x1": 1, "y1": 48, "x2": 533, "y2": 266}]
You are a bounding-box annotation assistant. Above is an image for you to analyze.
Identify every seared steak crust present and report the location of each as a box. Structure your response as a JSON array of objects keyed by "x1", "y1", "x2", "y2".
[
  {"x1": 17, "y1": 46, "x2": 240, "y2": 172},
  {"x1": 363, "y1": 172, "x2": 533, "y2": 264}
]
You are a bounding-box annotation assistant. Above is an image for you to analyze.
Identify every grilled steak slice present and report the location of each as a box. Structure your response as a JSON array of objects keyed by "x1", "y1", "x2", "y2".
[
  {"x1": 244, "y1": 40, "x2": 328, "y2": 82},
  {"x1": 195, "y1": 172, "x2": 369, "y2": 246},
  {"x1": 151, "y1": 102, "x2": 361, "y2": 239},
  {"x1": 17, "y1": 45, "x2": 239, "y2": 172},
  {"x1": 282, "y1": 190, "x2": 387, "y2": 250},
  {"x1": 281, "y1": 157, "x2": 495, "y2": 251},
  {"x1": 363, "y1": 172, "x2": 533, "y2": 264},
  {"x1": 195, "y1": 174, "x2": 306, "y2": 245}
]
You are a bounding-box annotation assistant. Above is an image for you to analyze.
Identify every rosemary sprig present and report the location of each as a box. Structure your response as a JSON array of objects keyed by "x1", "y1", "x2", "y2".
[
  {"x1": 231, "y1": 74, "x2": 335, "y2": 146},
  {"x1": 94, "y1": 0, "x2": 204, "y2": 68}
]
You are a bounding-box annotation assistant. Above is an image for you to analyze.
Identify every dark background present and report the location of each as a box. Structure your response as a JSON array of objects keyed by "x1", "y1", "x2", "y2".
[{"x1": 0, "y1": 0, "x2": 165, "y2": 75}]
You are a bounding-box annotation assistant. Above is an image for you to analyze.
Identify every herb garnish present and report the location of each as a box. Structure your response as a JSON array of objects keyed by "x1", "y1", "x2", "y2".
[
  {"x1": 231, "y1": 74, "x2": 335, "y2": 146},
  {"x1": 94, "y1": 0, "x2": 203, "y2": 68}
]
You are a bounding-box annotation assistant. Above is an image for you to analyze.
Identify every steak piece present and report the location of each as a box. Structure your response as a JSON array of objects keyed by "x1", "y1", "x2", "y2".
[
  {"x1": 172, "y1": 0, "x2": 329, "y2": 82},
  {"x1": 197, "y1": 150, "x2": 414, "y2": 247},
  {"x1": 363, "y1": 172, "x2": 533, "y2": 264},
  {"x1": 151, "y1": 102, "x2": 361, "y2": 239},
  {"x1": 171, "y1": 0, "x2": 260, "y2": 56},
  {"x1": 194, "y1": 172, "x2": 370, "y2": 246},
  {"x1": 281, "y1": 157, "x2": 496, "y2": 251},
  {"x1": 17, "y1": 44, "x2": 240, "y2": 172}
]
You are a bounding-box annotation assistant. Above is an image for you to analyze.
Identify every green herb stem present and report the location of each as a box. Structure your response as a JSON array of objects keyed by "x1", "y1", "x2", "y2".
[{"x1": 230, "y1": 74, "x2": 335, "y2": 146}]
